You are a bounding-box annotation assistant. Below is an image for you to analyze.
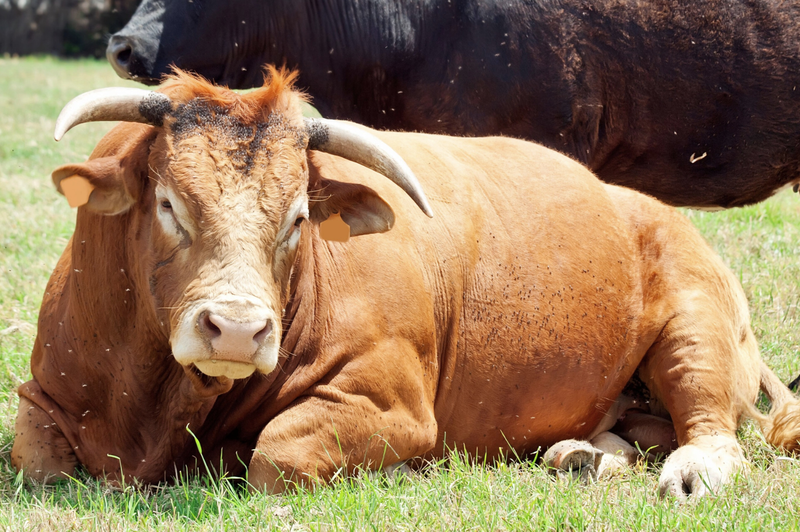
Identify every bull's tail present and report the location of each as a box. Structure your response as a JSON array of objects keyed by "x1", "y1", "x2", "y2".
[{"x1": 751, "y1": 361, "x2": 800, "y2": 453}]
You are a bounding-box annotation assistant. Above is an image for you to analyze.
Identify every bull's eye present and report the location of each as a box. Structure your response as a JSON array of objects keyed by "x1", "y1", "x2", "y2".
[
  {"x1": 294, "y1": 216, "x2": 305, "y2": 228},
  {"x1": 160, "y1": 200, "x2": 173, "y2": 210}
]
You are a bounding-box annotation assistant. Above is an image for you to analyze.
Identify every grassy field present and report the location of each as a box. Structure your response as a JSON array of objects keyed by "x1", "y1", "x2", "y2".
[{"x1": 1, "y1": 56, "x2": 799, "y2": 531}]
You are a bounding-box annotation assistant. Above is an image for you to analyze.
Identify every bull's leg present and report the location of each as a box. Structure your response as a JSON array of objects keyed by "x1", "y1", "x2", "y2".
[
  {"x1": 11, "y1": 396, "x2": 78, "y2": 482},
  {"x1": 544, "y1": 393, "x2": 642, "y2": 481},
  {"x1": 637, "y1": 291, "x2": 761, "y2": 500},
  {"x1": 249, "y1": 396, "x2": 437, "y2": 493},
  {"x1": 247, "y1": 348, "x2": 438, "y2": 493}
]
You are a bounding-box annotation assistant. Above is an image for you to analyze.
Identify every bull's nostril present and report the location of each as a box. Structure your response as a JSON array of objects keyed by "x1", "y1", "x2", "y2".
[
  {"x1": 253, "y1": 320, "x2": 273, "y2": 345},
  {"x1": 199, "y1": 311, "x2": 222, "y2": 339}
]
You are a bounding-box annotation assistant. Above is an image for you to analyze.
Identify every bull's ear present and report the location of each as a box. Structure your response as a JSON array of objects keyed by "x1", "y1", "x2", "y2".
[
  {"x1": 52, "y1": 157, "x2": 135, "y2": 214},
  {"x1": 52, "y1": 122, "x2": 154, "y2": 215},
  {"x1": 309, "y1": 178, "x2": 395, "y2": 236}
]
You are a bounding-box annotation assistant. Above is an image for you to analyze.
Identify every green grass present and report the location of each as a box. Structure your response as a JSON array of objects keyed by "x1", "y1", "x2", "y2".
[{"x1": 1, "y1": 56, "x2": 799, "y2": 530}]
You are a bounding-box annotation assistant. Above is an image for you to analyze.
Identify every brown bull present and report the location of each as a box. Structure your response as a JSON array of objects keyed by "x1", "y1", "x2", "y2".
[{"x1": 12, "y1": 69, "x2": 800, "y2": 499}]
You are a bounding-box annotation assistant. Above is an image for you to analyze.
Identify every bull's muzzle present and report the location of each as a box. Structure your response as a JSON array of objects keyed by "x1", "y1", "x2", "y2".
[
  {"x1": 198, "y1": 311, "x2": 272, "y2": 361},
  {"x1": 172, "y1": 298, "x2": 279, "y2": 380}
]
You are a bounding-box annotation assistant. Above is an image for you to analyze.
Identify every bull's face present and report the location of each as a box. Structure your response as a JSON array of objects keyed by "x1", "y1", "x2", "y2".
[
  {"x1": 49, "y1": 73, "x2": 432, "y2": 381},
  {"x1": 146, "y1": 107, "x2": 310, "y2": 379}
]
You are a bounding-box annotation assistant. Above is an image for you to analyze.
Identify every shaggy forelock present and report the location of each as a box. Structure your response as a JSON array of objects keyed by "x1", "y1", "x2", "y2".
[
  {"x1": 159, "y1": 65, "x2": 308, "y2": 122},
  {"x1": 148, "y1": 65, "x2": 310, "y2": 216}
]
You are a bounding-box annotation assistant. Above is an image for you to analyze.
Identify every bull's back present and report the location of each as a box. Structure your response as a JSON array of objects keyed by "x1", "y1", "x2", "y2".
[{"x1": 324, "y1": 132, "x2": 654, "y2": 457}]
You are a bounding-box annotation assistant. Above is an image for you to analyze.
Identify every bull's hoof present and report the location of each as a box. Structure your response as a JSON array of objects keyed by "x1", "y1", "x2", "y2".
[
  {"x1": 543, "y1": 439, "x2": 603, "y2": 483},
  {"x1": 657, "y1": 435, "x2": 745, "y2": 501},
  {"x1": 365, "y1": 460, "x2": 412, "y2": 483}
]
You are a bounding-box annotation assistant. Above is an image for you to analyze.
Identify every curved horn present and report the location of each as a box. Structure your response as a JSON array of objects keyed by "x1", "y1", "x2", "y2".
[
  {"x1": 54, "y1": 88, "x2": 172, "y2": 141},
  {"x1": 305, "y1": 118, "x2": 434, "y2": 218}
]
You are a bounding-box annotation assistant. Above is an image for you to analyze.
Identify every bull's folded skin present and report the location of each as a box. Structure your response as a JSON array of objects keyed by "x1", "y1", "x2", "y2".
[{"x1": 12, "y1": 68, "x2": 800, "y2": 499}]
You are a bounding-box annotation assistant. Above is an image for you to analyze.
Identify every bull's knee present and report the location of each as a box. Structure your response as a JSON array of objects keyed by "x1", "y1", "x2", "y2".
[
  {"x1": 248, "y1": 451, "x2": 289, "y2": 494},
  {"x1": 247, "y1": 444, "x2": 333, "y2": 494},
  {"x1": 247, "y1": 449, "x2": 307, "y2": 494},
  {"x1": 12, "y1": 396, "x2": 77, "y2": 482}
]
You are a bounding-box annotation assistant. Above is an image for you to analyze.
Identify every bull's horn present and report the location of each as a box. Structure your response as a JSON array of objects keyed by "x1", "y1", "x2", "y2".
[
  {"x1": 305, "y1": 118, "x2": 434, "y2": 218},
  {"x1": 54, "y1": 88, "x2": 172, "y2": 141}
]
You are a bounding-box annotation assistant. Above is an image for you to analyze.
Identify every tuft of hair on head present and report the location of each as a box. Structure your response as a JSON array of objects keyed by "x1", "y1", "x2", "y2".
[{"x1": 158, "y1": 64, "x2": 308, "y2": 123}]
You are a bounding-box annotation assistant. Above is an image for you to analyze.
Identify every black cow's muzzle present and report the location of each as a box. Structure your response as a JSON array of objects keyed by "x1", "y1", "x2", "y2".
[{"x1": 106, "y1": 35, "x2": 160, "y2": 85}]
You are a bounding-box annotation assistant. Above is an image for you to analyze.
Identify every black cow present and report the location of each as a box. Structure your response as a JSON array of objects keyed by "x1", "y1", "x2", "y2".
[{"x1": 107, "y1": 0, "x2": 800, "y2": 208}]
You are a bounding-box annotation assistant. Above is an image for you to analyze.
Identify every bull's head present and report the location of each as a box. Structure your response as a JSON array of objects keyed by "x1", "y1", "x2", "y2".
[{"x1": 51, "y1": 69, "x2": 432, "y2": 381}]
